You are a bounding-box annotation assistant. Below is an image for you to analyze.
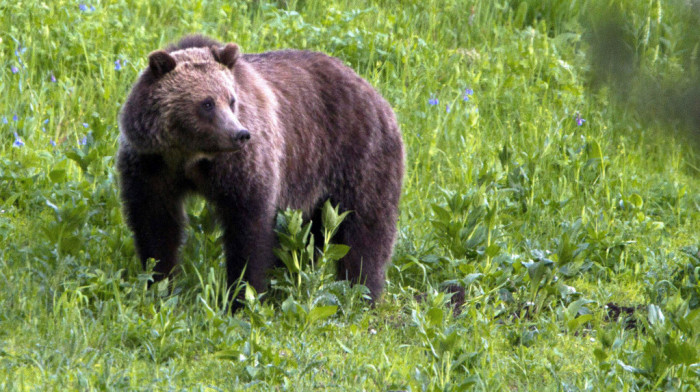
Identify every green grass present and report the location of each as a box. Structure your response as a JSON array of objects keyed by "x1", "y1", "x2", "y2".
[{"x1": 1, "y1": 0, "x2": 700, "y2": 390}]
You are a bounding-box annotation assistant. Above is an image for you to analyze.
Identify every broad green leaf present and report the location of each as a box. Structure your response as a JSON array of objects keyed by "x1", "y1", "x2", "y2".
[
  {"x1": 587, "y1": 140, "x2": 603, "y2": 160},
  {"x1": 663, "y1": 341, "x2": 698, "y2": 365},
  {"x1": 308, "y1": 305, "x2": 337, "y2": 324},
  {"x1": 431, "y1": 204, "x2": 452, "y2": 222},
  {"x1": 427, "y1": 307, "x2": 444, "y2": 326},
  {"x1": 628, "y1": 193, "x2": 643, "y2": 209},
  {"x1": 567, "y1": 314, "x2": 593, "y2": 331},
  {"x1": 324, "y1": 244, "x2": 350, "y2": 261}
]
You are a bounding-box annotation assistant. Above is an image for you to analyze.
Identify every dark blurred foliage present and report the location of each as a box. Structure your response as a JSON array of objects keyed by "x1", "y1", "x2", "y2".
[{"x1": 585, "y1": 0, "x2": 700, "y2": 138}]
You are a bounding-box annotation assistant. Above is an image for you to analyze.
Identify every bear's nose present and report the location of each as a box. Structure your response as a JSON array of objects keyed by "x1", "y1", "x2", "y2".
[{"x1": 233, "y1": 129, "x2": 250, "y2": 141}]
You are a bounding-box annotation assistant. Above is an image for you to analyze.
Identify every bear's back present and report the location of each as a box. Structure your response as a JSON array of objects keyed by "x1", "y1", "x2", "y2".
[{"x1": 242, "y1": 50, "x2": 377, "y2": 99}]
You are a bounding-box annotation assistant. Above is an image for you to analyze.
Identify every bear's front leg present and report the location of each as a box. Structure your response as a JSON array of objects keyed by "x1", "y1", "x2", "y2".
[
  {"x1": 216, "y1": 199, "x2": 277, "y2": 307},
  {"x1": 118, "y1": 153, "x2": 187, "y2": 282}
]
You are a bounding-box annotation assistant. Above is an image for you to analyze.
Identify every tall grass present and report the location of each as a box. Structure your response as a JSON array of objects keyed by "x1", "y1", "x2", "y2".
[{"x1": 1, "y1": 0, "x2": 698, "y2": 390}]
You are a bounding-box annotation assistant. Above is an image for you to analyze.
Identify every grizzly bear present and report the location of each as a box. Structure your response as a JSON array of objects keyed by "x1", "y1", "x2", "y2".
[{"x1": 117, "y1": 35, "x2": 404, "y2": 305}]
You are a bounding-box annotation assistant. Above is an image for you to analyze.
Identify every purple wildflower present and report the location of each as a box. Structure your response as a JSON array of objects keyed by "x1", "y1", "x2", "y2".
[
  {"x1": 446, "y1": 104, "x2": 451, "y2": 113},
  {"x1": 50, "y1": 72, "x2": 56, "y2": 83},
  {"x1": 80, "y1": 135, "x2": 88, "y2": 146},
  {"x1": 428, "y1": 96, "x2": 439, "y2": 106},
  {"x1": 575, "y1": 112, "x2": 586, "y2": 126},
  {"x1": 463, "y1": 88, "x2": 473, "y2": 101},
  {"x1": 114, "y1": 59, "x2": 122, "y2": 71},
  {"x1": 79, "y1": 4, "x2": 88, "y2": 11},
  {"x1": 13, "y1": 133, "x2": 24, "y2": 148},
  {"x1": 11, "y1": 66, "x2": 19, "y2": 74}
]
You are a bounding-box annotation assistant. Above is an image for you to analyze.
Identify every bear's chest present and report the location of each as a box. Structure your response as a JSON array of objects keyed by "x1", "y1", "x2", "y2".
[{"x1": 183, "y1": 155, "x2": 217, "y2": 192}]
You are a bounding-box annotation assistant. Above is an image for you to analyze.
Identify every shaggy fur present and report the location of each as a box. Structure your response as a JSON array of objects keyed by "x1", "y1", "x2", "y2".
[{"x1": 117, "y1": 35, "x2": 404, "y2": 304}]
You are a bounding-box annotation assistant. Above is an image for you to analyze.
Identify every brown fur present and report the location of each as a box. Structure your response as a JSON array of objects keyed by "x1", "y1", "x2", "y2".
[{"x1": 117, "y1": 35, "x2": 404, "y2": 306}]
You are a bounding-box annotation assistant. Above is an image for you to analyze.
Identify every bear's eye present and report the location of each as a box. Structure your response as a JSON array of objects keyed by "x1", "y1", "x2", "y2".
[
  {"x1": 229, "y1": 97, "x2": 236, "y2": 110},
  {"x1": 201, "y1": 98, "x2": 215, "y2": 112}
]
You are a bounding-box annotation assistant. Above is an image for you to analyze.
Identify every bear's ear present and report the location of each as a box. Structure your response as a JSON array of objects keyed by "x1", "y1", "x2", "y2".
[
  {"x1": 212, "y1": 43, "x2": 240, "y2": 69},
  {"x1": 148, "y1": 50, "x2": 177, "y2": 79}
]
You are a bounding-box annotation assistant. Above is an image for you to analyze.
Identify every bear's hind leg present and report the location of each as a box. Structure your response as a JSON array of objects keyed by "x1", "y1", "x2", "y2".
[{"x1": 335, "y1": 210, "x2": 398, "y2": 301}]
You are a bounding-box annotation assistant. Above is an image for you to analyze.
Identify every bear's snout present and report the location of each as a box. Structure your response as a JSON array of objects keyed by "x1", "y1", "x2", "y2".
[{"x1": 232, "y1": 129, "x2": 251, "y2": 142}]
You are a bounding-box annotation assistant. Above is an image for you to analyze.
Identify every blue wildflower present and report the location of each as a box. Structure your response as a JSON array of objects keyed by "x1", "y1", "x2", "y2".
[
  {"x1": 80, "y1": 135, "x2": 88, "y2": 145},
  {"x1": 428, "y1": 96, "x2": 439, "y2": 106},
  {"x1": 463, "y1": 88, "x2": 473, "y2": 101},
  {"x1": 2, "y1": 117, "x2": 7, "y2": 124},
  {"x1": 12, "y1": 114, "x2": 18, "y2": 122},
  {"x1": 114, "y1": 59, "x2": 122, "y2": 71},
  {"x1": 82, "y1": 123, "x2": 89, "y2": 128},
  {"x1": 575, "y1": 112, "x2": 586, "y2": 126},
  {"x1": 446, "y1": 104, "x2": 451, "y2": 113},
  {"x1": 44, "y1": 119, "x2": 49, "y2": 124},
  {"x1": 50, "y1": 139, "x2": 57, "y2": 147},
  {"x1": 11, "y1": 66, "x2": 19, "y2": 74},
  {"x1": 79, "y1": 4, "x2": 88, "y2": 11},
  {"x1": 13, "y1": 133, "x2": 24, "y2": 148},
  {"x1": 90, "y1": 5, "x2": 95, "y2": 11}
]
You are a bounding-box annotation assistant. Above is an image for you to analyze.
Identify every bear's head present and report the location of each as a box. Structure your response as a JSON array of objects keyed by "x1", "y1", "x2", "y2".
[{"x1": 120, "y1": 43, "x2": 250, "y2": 156}]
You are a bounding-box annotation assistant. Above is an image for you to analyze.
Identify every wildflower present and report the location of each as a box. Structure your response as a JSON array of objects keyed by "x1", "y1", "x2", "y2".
[
  {"x1": 43, "y1": 119, "x2": 49, "y2": 124},
  {"x1": 114, "y1": 59, "x2": 122, "y2": 71},
  {"x1": 80, "y1": 135, "x2": 88, "y2": 145},
  {"x1": 82, "y1": 123, "x2": 89, "y2": 128},
  {"x1": 463, "y1": 88, "x2": 473, "y2": 101},
  {"x1": 50, "y1": 72, "x2": 56, "y2": 83},
  {"x1": 90, "y1": 5, "x2": 95, "y2": 11},
  {"x1": 13, "y1": 133, "x2": 24, "y2": 148},
  {"x1": 446, "y1": 104, "x2": 451, "y2": 113},
  {"x1": 1, "y1": 117, "x2": 7, "y2": 124},
  {"x1": 12, "y1": 114, "x2": 18, "y2": 122},
  {"x1": 575, "y1": 112, "x2": 586, "y2": 126},
  {"x1": 11, "y1": 66, "x2": 19, "y2": 74},
  {"x1": 50, "y1": 139, "x2": 57, "y2": 147},
  {"x1": 428, "y1": 95, "x2": 439, "y2": 106},
  {"x1": 79, "y1": 4, "x2": 88, "y2": 11}
]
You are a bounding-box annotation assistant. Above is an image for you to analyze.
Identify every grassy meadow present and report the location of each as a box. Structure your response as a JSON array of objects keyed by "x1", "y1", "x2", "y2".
[{"x1": 1, "y1": 0, "x2": 700, "y2": 390}]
